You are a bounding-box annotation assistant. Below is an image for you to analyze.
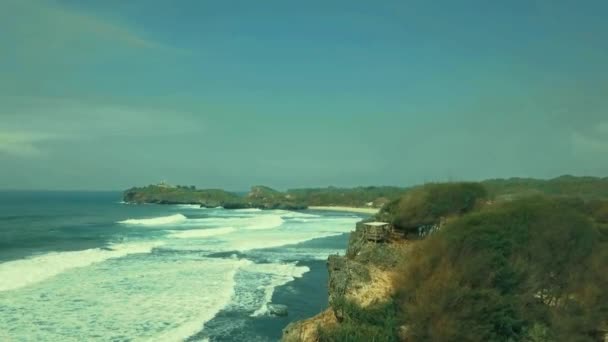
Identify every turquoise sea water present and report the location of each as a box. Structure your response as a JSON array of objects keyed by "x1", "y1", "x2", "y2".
[{"x1": 0, "y1": 191, "x2": 363, "y2": 341}]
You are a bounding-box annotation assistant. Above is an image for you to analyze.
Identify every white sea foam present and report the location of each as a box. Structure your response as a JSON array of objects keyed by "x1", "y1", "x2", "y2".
[
  {"x1": 230, "y1": 233, "x2": 345, "y2": 252},
  {"x1": 244, "y1": 215, "x2": 284, "y2": 230},
  {"x1": 174, "y1": 204, "x2": 203, "y2": 209},
  {"x1": 0, "y1": 241, "x2": 163, "y2": 292},
  {"x1": 224, "y1": 217, "x2": 359, "y2": 252},
  {"x1": 275, "y1": 210, "x2": 321, "y2": 218},
  {"x1": 289, "y1": 217, "x2": 315, "y2": 222},
  {"x1": 184, "y1": 214, "x2": 285, "y2": 230},
  {"x1": 246, "y1": 262, "x2": 310, "y2": 316},
  {"x1": 168, "y1": 227, "x2": 236, "y2": 239},
  {"x1": 234, "y1": 208, "x2": 262, "y2": 212},
  {"x1": 247, "y1": 247, "x2": 348, "y2": 263},
  {"x1": 0, "y1": 255, "x2": 250, "y2": 341},
  {"x1": 146, "y1": 258, "x2": 251, "y2": 341},
  {"x1": 1, "y1": 207, "x2": 360, "y2": 340},
  {"x1": 160, "y1": 216, "x2": 358, "y2": 253},
  {"x1": 118, "y1": 213, "x2": 187, "y2": 226}
]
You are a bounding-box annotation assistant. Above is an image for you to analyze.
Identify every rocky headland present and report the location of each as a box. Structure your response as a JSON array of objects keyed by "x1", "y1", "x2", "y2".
[
  {"x1": 123, "y1": 184, "x2": 308, "y2": 210},
  {"x1": 282, "y1": 180, "x2": 608, "y2": 341},
  {"x1": 122, "y1": 184, "x2": 407, "y2": 210}
]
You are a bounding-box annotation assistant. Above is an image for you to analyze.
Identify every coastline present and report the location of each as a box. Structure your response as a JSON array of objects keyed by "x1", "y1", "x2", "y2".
[{"x1": 307, "y1": 206, "x2": 380, "y2": 215}]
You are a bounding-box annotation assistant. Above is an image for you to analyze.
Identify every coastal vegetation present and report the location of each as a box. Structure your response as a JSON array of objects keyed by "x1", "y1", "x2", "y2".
[
  {"x1": 376, "y1": 182, "x2": 487, "y2": 235},
  {"x1": 123, "y1": 184, "x2": 407, "y2": 209},
  {"x1": 124, "y1": 176, "x2": 608, "y2": 213},
  {"x1": 299, "y1": 180, "x2": 608, "y2": 342},
  {"x1": 394, "y1": 196, "x2": 607, "y2": 341},
  {"x1": 317, "y1": 298, "x2": 398, "y2": 342},
  {"x1": 123, "y1": 184, "x2": 307, "y2": 209},
  {"x1": 481, "y1": 175, "x2": 608, "y2": 200},
  {"x1": 123, "y1": 185, "x2": 239, "y2": 206},
  {"x1": 286, "y1": 186, "x2": 407, "y2": 208}
]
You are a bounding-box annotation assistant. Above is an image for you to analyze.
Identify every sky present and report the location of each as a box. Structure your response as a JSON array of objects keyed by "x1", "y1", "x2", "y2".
[{"x1": 1, "y1": 0, "x2": 607, "y2": 191}]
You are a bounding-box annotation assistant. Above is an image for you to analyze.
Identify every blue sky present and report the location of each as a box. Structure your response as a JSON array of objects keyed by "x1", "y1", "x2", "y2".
[{"x1": 1, "y1": 0, "x2": 607, "y2": 190}]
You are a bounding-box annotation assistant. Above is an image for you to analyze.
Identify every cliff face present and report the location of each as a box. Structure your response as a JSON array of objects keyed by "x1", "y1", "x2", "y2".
[{"x1": 282, "y1": 225, "x2": 410, "y2": 342}]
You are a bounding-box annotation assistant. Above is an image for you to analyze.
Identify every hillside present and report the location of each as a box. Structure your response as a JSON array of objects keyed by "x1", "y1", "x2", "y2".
[
  {"x1": 482, "y1": 175, "x2": 608, "y2": 200},
  {"x1": 284, "y1": 181, "x2": 608, "y2": 342},
  {"x1": 287, "y1": 186, "x2": 407, "y2": 208},
  {"x1": 122, "y1": 184, "x2": 408, "y2": 209}
]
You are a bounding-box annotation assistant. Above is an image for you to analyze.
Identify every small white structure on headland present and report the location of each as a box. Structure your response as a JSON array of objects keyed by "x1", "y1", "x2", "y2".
[
  {"x1": 362, "y1": 221, "x2": 391, "y2": 242},
  {"x1": 157, "y1": 181, "x2": 174, "y2": 188}
]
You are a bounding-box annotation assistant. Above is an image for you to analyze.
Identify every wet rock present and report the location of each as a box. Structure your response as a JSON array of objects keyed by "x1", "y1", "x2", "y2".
[{"x1": 268, "y1": 303, "x2": 288, "y2": 317}]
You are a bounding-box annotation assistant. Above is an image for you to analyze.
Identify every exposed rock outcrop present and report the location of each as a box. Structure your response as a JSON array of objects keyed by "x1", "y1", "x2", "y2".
[
  {"x1": 282, "y1": 222, "x2": 410, "y2": 341},
  {"x1": 268, "y1": 304, "x2": 289, "y2": 317},
  {"x1": 282, "y1": 309, "x2": 337, "y2": 342}
]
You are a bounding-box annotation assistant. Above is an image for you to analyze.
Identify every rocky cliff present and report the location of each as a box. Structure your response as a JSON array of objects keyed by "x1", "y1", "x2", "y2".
[{"x1": 282, "y1": 223, "x2": 410, "y2": 341}]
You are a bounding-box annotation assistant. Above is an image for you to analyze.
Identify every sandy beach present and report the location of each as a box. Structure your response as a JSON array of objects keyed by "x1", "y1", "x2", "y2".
[{"x1": 307, "y1": 206, "x2": 380, "y2": 215}]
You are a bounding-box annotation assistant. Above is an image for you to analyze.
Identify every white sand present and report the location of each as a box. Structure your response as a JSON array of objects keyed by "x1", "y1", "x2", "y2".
[{"x1": 308, "y1": 206, "x2": 380, "y2": 214}]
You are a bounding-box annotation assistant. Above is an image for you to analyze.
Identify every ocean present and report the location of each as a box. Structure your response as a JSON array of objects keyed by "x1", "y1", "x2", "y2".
[{"x1": 0, "y1": 191, "x2": 364, "y2": 341}]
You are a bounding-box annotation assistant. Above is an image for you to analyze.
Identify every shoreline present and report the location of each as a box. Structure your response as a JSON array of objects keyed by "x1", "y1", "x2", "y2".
[{"x1": 307, "y1": 206, "x2": 380, "y2": 214}]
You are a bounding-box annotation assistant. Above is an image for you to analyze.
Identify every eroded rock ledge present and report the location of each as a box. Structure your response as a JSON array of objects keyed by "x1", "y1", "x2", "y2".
[{"x1": 282, "y1": 224, "x2": 410, "y2": 341}]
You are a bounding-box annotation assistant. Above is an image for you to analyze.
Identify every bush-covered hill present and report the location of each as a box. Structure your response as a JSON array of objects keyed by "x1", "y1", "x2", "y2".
[
  {"x1": 123, "y1": 184, "x2": 307, "y2": 209},
  {"x1": 482, "y1": 175, "x2": 608, "y2": 200},
  {"x1": 123, "y1": 176, "x2": 608, "y2": 212},
  {"x1": 376, "y1": 182, "x2": 488, "y2": 235},
  {"x1": 314, "y1": 182, "x2": 608, "y2": 342},
  {"x1": 287, "y1": 186, "x2": 407, "y2": 208},
  {"x1": 123, "y1": 184, "x2": 408, "y2": 209},
  {"x1": 394, "y1": 195, "x2": 608, "y2": 341}
]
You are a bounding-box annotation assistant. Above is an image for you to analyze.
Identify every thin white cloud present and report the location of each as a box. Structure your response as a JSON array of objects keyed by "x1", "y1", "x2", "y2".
[
  {"x1": 0, "y1": 131, "x2": 56, "y2": 157},
  {"x1": 1, "y1": 0, "x2": 186, "y2": 82},
  {"x1": 572, "y1": 121, "x2": 608, "y2": 153},
  {"x1": 3, "y1": 0, "x2": 165, "y2": 51},
  {"x1": 0, "y1": 96, "x2": 201, "y2": 158}
]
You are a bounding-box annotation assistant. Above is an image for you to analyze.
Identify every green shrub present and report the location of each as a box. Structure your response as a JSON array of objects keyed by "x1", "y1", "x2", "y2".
[
  {"x1": 319, "y1": 298, "x2": 398, "y2": 342},
  {"x1": 287, "y1": 186, "x2": 407, "y2": 207},
  {"x1": 378, "y1": 182, "x2": 488, "y2": 234},
  {"x1": 393, "y1": 196, "x2": 608, "y2": 341},
  {"x1": 483, "y1": 175, "x2": 608, "y2": 200},
  {"x1": 524, "y1": 323, "x2": 552, "y2": 342},
  {"x1": 317, "y1": 322, "x2": 396, "y2": 342},
  {"x1": 591, "y1": 200, "x2": 608, "y2": 224}
]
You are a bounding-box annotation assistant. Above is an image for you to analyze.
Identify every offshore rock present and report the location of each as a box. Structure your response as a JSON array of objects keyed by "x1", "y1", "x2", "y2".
[{"x1": 268, "y1": 303, "x2": 288, "y2": 317}]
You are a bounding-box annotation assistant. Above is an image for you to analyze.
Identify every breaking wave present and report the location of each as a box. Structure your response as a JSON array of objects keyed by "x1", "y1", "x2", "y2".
[
  {"x1": 168, "y1": 227, "x2": 237, "y2": 239},
  {"x1": 118, "y1": 214, "x2": 188, "y2": 226},
  {"x1": 0, "y1": 241, "x2": 163, "y2": 292}
]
